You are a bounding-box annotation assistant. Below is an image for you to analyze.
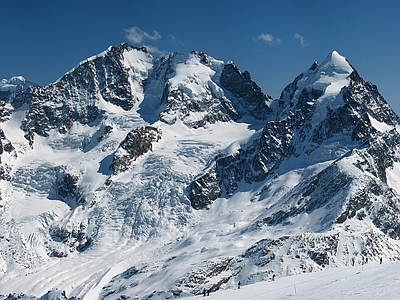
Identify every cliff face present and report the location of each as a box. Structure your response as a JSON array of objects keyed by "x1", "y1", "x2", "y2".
[{"x1": 10, "y1": 45, "x2": 273, "y2": 146}]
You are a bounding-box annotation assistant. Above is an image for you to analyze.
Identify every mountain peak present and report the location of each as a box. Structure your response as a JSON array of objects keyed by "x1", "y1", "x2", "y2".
[
  {"x1": 279, "y1": 50, "x2": 355, "y2": 115},
  {"x1": 0, "y1": 76, "x2": 38, "y2": 102},
  {"x1": 318, "y1": 50, "x2": 353, "y2": 74}
]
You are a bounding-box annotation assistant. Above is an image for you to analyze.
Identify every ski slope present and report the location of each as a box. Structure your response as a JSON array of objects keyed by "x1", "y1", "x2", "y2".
[{"x1": 181, "y1": 260, "x2": 400, "y2": 300}]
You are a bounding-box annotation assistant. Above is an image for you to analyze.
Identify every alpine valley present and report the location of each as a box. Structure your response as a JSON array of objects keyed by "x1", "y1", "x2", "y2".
[{"x1": 1, "y1": 43, "x2": 400, "y2": 300}]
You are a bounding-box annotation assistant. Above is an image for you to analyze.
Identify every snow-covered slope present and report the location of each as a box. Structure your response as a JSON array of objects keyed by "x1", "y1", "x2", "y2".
[
  {"x1": 185, "y1": 260, "x2": 400, "y2": 300},
  {"x1": 0, "y1": 76, "x2": 37, "y2": 102},
  {"x1": 0, "y1": 45, "x2": 399, "y2": 300}
]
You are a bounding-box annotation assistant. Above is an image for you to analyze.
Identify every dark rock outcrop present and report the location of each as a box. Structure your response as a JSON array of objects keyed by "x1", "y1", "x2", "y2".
[
  {"x1": 188, "y1": 52, "x2": 400, "y2": 216},
  {"x1": 220, "y1": 63, "x2": 272, "y2": 120},
  {"x1": 0, "y1": 129, "x2": 16, "y2": 181},
  {"x1": 13, "y1": 44, "x2": 152, "y2": 144},
  {"x1": 49, "y1": 220, "x2": 91, "y2": 255},
  {"x1": 111, "y1": 126, "x2": 162, "y2": 174},
  {"x1": 56, "y1": 170, "x2": 84, "y2": 207},
  {"x1": 188, "y1": 115, "x2": 295, "y2": 209}
]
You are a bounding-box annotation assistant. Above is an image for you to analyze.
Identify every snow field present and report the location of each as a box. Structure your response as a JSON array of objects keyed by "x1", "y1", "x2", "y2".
[{"x1": 181, "y1": 260, "x2": 400, "y2": 300}]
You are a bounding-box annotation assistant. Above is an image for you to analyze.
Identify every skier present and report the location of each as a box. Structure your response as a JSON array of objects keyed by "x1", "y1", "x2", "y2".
[
  {"x1": 237, "y1": 281, "x2": 241, "y2": 289},
  {"x1": 202, "y1": 288, "x2": 206, "y2": 297},
  {"x1": 272, "y1": 274, "x2": 276, "y2": 281},
  {"x1": 380, "y1": 257, "x2": 383, "y2": 264}
]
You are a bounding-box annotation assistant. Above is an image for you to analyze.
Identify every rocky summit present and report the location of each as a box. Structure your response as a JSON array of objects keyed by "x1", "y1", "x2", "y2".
[{"x1": 0, "y1": 44, "x2": 400, "y2": 300}]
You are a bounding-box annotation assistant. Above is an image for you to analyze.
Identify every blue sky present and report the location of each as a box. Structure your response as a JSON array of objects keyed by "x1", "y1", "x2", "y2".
[{"x1": 1, "y1": 1, "x2": 399, "y2": 113}]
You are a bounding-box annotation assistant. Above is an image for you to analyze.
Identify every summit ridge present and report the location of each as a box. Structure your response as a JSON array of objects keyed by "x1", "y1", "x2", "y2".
[{"x1": 321, "y1": 50, "x2": 353, "y2": 72}]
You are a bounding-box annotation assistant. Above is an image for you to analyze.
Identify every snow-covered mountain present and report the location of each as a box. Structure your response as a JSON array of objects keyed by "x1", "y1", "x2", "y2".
[
  {"x1": 0, "y1": 44, "x2": 400, "y2": 300},
  {"x1": 0, "y1": 76, "x2": 37, "y2": 103}
]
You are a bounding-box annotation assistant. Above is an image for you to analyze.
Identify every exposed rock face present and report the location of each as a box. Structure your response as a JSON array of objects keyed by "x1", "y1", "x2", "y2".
[
  {"x1": 238, "y1": 229, "x2": 400, "y2": 281},
  {"x1": 159, "y1": 87, "x2": 239, "y2": 128},
  {"x1": 10, "y1": 45, "x2": 272, "y2": 148},
  {"x1": 56, "y1": 169, "x2": 84, "y2": 207},
  {"x1": 0, "y1": 129, "x2": 15, "y2": 156},
  {"x1": 0, "y1": 101, "x2": 14, "y2": 123},
  {"x1": 188, "y1": 165, "x2": 221, "y2": 210},
  {"x1": 158, "y1": 51, "x2": 273, "y2": 128},
  {"x1": 100, "y1": 256, "x2": 235, "y2": 299},
  {"x1": 15, "y1": 44, "x2": 151, "y2": 143},
  {"x1": 188, "y1": 116, "x2": 295, "y2": 209},
  {"x1": 175, "y1": 256, "x2": 235, "y2": 294},
  {"x1": 0, "y1": 290, "x2": 79, "y2": 300},
  {"x1": 0, "y1": 78, "x2": 30, "y2": 183},
  {"x1": 0, "y1": 129, "x2": 16, "y2": 181},
  {"x1": 97, "y1": 125, "x2": 113, "y2": 142},
  {"x1": 0, "y1": 76, "x2": 37, "y2": 102},
  {"x1": 49, "y1": 220, "x2": 91, "y2": 255},
  {"x1": 180, "y1": 52, "x2": 400, "y2": 294},
  {"x1": 220, "y1": 63, "x2": 272, "y2": 120},
  {"x1": 111, "y1": 126, "x2": 162, "y2": 174},
  {"x1": 20, "y1": 85, "x2": 104, "y2": 141},
  {"x1": 188, "y1": 52, "x2": 400, "y2": 213}
]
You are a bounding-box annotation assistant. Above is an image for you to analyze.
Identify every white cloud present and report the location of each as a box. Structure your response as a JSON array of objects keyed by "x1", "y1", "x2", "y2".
[
  {"x1": 168, "y1": 34, "x2": 185, "y2": 47},
  {"x1": 294, "y1": 33, "x2": 306, "y2": 46},
  {"x1": 125, "y1": 26, "x2": 161, "y2": 45},
  {"x1": 258, "y1": 33, "x2": 282, "y2": 45},
  {"x1": 142, "y1": 45, "x2": 166, "y2": 56},
  {"x1": 258, "y1": 33, "x2": 274, "y2": 43}
]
